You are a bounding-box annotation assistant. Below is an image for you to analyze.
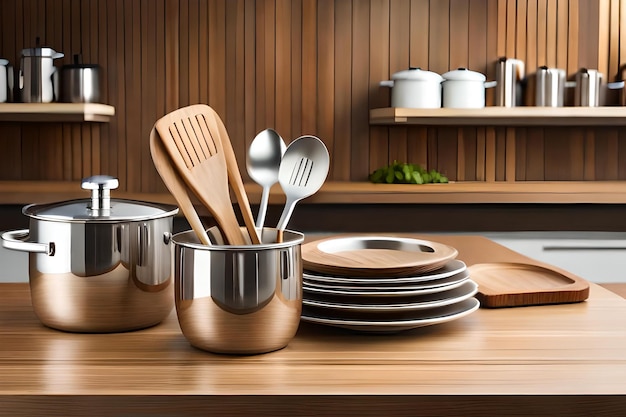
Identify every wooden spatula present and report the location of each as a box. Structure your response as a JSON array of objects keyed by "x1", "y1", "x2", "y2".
[
  {"x1": 149, "y1": 128, "x2": 211, "y2": 246},
  {"x1": 154, "y1": 106, "x2": 247, "y2": 245},
  {"x1": 200, "y1": 105, "x2": 261, "y2": 244}
]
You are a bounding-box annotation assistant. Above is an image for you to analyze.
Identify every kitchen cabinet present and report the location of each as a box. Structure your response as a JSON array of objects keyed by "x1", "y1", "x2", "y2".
[
  {"x1": 485, "y1": 231, "x2": 626, "y2": 284},
  {"x1": 0, "y1": 103, "x2": 115, "y2": 122}
]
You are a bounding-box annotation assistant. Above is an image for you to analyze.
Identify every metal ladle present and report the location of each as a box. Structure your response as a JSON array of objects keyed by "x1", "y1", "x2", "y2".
[
  {"x1": 246, "y1": 128, "x2": 286, "y2": 229},
  {"x1": 275, "y1": 135, "x2": 330, "y2": 233}
]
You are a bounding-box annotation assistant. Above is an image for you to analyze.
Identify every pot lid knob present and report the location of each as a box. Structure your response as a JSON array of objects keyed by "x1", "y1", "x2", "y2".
[{"x1": 81, "y1": 175, "x2": 119, "y2": 212}]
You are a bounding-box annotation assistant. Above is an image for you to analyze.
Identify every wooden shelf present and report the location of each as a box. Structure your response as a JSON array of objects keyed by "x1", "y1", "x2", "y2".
[
  {"x1": 297, "y1": 181, "x2": 626, "y2": 204},
  {"x1": 3, "y1": 180, "x2": 626, "y2": 205},
  {"x1": 0, "y1": 103, "x2": 115, "y2": 122},
  {"x1": 370, "y1": 106, "x2": 626, "y2": 126}
]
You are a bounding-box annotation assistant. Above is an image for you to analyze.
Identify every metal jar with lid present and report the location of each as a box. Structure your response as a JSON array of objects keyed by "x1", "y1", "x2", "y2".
[
  {"x1": 525, "y1": 66, "x2": 568, "y2": 107},
  {"x1": 59, "y1": 54, "x2": 101, "y2": 103},
  {"x1": 1, "y1": 175, "x2": 179, "y2": 333}
]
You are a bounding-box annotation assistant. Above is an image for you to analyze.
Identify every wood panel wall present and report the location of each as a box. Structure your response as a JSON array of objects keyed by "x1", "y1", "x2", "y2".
[{"x1": 0, "y1": 0, "x2": 625, "y2": 194}]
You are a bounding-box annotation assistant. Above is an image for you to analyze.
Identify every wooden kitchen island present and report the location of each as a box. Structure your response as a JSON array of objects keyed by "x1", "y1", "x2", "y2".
[{"x1": 1, "y1": 235, "x2": 626, "y2": 416}]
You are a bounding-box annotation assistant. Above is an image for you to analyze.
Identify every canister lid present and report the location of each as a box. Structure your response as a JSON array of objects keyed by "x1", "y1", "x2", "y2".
[
  {"x1": 442, "y1": 67, "x2": 486, "y2": 81},
  {"x1": 391, "y1": 67, "x2": 444, "y2": 82},
  {"x1": 22, "y1": 175, "x2": 178, "y2": 223}
]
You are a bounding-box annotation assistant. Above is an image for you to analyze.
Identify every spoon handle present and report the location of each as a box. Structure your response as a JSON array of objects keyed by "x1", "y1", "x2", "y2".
[
  {"x1": 255, "y1": 185, "x2": 271, "y2": 229},
  {"x1": 276, "y1": 196, "x2": 299, "y2": 232}
]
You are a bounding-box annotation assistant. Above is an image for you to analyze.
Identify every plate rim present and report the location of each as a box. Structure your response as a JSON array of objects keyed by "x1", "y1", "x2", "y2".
[
  {"x1": 302, "y1": 280, "x2": 478, "y2": 312},
  {"x1": 303, "y1": 271, "x2": 471, "y2": 297},
  {"x1": 300, "y1": 298, "x2": 480, "y2": 331},
  {"x1": 304, "y1": 259, "x2": 467, "y2": 284}
]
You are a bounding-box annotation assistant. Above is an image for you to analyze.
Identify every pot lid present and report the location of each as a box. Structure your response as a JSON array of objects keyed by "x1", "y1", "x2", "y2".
[
  {"x1": 22, "y1": 175, "x2": 178, "y2": 223},
  {"x1": 21, "y1": 38, "x2": 64, "y2": 59},
  {"x1": 391, "y1": 67, "x2": 444, "y2": 82},
  {"x1": 61, "y1": 53, "x2": 100, "y2": 70},
  {"x1": 442, "y1": 67, "x2": 486, "y2": 81}
]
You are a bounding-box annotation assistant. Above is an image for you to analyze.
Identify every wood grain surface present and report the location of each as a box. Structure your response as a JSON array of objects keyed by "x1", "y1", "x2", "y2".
[{"x1": 1, "y1": 235, "x2": 626, "y2": 416}]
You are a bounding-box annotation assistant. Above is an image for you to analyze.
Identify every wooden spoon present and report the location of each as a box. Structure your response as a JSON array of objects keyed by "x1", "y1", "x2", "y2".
[
  {"x1": 149, "y1": 128, "x2": 211, "y2": 245},
  {"x1": 154, "y1": 106, "x2": 247, "y2": 245}
]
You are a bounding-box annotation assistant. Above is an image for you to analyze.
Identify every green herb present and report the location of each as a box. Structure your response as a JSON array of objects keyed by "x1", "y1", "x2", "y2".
[{"x1": 368, "y1": 161, "x2": 449, "y2": 184}]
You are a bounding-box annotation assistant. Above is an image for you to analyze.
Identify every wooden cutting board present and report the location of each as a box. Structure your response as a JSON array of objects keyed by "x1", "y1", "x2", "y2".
[{"x1": 468, "y1": 262, "x2": 590, "y2": 308}]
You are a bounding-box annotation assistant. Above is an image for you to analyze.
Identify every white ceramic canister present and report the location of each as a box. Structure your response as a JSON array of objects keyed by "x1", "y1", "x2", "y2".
[
  {"x1": 380, "y1": 67, "x2": 444, "y2": 108},
  {"x1": 442, "y1": 67, "x2": 496, "y2": 108}
]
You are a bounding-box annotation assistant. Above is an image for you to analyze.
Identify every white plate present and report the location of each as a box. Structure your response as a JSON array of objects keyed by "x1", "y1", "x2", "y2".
[
  {"x1": 300, "y1": 298, "x2": 480, "y2": 333},
  {"x1": 303, "y1": 280, "x2": 478, "y2": 313},
  {"x1": 303, "y1": 270, "x2": 470, "y2": 297},
  {"x1": 304, "y1": 259, "x2": 467, "y2": 285}
]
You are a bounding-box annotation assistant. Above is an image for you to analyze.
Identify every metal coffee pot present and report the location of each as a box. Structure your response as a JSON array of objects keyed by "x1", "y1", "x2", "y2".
[
  {"x1": 18, "y1": 39, "x2": 64, "y2": 103},
  {"x1": 495, "y1": 57, "x2": 525, "y2": 107}
]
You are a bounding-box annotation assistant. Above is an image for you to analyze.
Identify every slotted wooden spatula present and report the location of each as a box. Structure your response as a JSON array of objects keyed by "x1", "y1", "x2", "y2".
[
  {"x1": 149, "y1": 128, "x2": 211, "y2": 246},
  {"x1": 154, "y1": 106, "x2": 247, "y2": 245},
  {"x1": 200, "y1": 105, "x2": 261, "y2": 244}
]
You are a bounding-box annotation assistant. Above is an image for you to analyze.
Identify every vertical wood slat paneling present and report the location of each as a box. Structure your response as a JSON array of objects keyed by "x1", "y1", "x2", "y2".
[
  {"x1": 333, "y1": 0, "x2": 352, "y2": 181},
  {"x1": 350, "y1": 1, "x2": 370, "y2": 179},
  {"x1": 4, "y1": 0, "x2": 626, "y2": 193}
]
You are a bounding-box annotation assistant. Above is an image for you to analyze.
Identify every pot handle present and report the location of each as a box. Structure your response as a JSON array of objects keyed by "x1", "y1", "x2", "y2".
[
  {"x1": 379, "y1": 80, "x2": 394, "y2": 88},
  {"x1": 484, "y1": 80, "x2": 498, "y2": 89},
  {"x1": 1, "y1": 229, "x2": 55, "y2": 256}
]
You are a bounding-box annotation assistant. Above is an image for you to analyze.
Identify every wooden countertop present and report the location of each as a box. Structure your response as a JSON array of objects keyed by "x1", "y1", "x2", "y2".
[{"x1": 2, "y1": 235, "x2": 626, "y2": 416}]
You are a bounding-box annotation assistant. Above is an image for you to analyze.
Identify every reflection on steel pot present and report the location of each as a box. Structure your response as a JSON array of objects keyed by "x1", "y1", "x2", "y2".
[
  {"x1": 380, "y1": 67, "x2": 444, "y2": 108},
  {"x1": 442, "y1": 68, "x2": 497, "y2": 108},
  {"x1": 0, "y1": 175, "x2": 179, "y2": 333},
  {"x1": 173, "y1": 226, "x2": 304, "y2": 354}
]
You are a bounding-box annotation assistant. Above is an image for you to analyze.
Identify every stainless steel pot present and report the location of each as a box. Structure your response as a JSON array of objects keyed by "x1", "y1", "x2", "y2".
[
  {"x1": 173, "y1": 227, "x2": 304, "y2": 354},
  {"x1": 1, "y1": 175, "x2": 179, "y2": 333},
  {"x1": 59, "y1": 54, "x2": 100, "y2": 103}
]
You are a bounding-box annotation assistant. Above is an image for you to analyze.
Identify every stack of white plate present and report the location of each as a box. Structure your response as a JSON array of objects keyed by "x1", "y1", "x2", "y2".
[{"x1": 300, "y1": 236, "x2": 480, "y2": 333}]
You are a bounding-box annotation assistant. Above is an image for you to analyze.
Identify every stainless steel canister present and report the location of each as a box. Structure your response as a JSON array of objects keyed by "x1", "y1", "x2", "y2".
[
  {"x1": 525, "y1": 66, "x2": 567, "y2": 107},
  {"x1": 1, "y1": 175, "x2": 179, "y2": 333},
  {"x1": 575, "y1": 68, "x2": 603, "y2": 106},
  {"x1": 495, "y1": 57, "x2": 525, "y2": 107},
  {"x1": 173, "y1": 227, "x2": 305, "y2": 355},
  {"x1": 59, "y1": 54, "x2": 101, "y2": 103}
]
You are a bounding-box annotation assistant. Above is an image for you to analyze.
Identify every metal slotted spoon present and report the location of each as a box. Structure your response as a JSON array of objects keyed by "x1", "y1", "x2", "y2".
[
  {"x1": 275, "y1": 135, "x2": 330, "y2": 232},
  {"x1": 154, "y1": 106, "x2": 247, "y2": 245}
]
